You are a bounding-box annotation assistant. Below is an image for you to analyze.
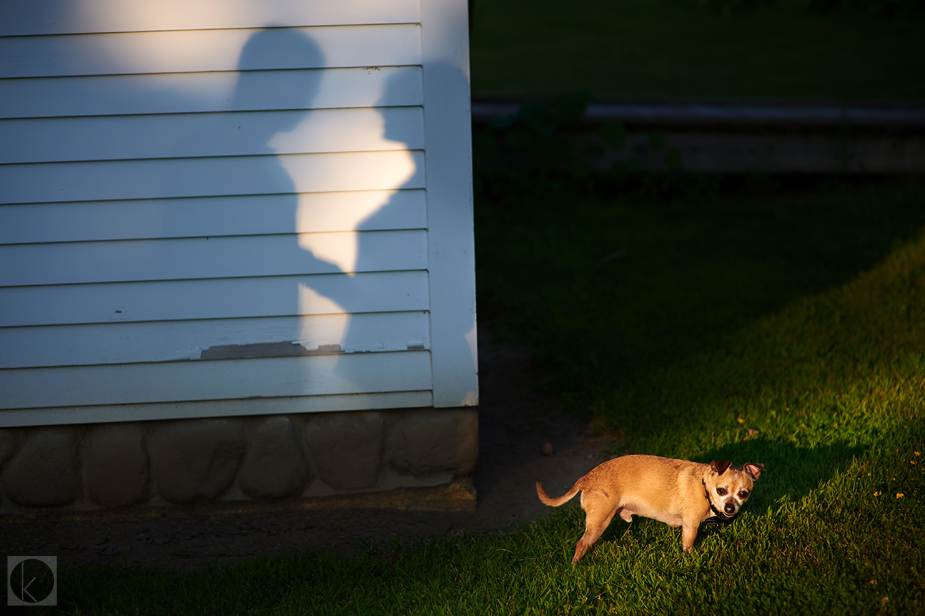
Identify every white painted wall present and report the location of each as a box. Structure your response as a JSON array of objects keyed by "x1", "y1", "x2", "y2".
[{"x1": 0, "y1": 0, "x2": 477, "y2": 426}]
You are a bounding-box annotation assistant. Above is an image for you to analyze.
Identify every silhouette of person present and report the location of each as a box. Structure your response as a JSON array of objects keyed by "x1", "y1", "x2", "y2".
[
  {"x1": 162, "y1": 28, "x2": 345, "y2": 366},
  {"x1": 325, "y1": 69, "x2": 424, "y2": 383},
  {"x1": 334, "y1": 63, "x2": 479, "y2": 409}
]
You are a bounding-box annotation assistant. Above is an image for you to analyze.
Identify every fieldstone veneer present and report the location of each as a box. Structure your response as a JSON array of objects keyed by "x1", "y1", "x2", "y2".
[
  {"x1": 84, "y1": 425, "x2": 150, "y2": 508},
  {"x1": 239, "y1": 417, "x2": 309, "y2": 499},
  {"x1": 0, "y1": 408, "x2": 477, "y2": 514},
  {"x1": 3, "y1": 430, "x2": 80, "y2": 507}
]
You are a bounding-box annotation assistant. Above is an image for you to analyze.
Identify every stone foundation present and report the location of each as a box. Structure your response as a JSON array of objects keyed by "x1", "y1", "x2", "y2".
[{"x1": 0, "y1": 408, "x2": 478, "y2": 515}]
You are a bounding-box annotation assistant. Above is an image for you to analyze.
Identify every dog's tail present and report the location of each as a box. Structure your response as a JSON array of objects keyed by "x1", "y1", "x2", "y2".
[{"x1": 536, "y1": 480, "x2": 581, "y2": 507}]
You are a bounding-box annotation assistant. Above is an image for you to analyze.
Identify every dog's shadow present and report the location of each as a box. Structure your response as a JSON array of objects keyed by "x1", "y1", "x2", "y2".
[
  {"x1": 596, "y1": 438, "x2": 863, "y2": 548},
  {"x1": 697, "y1": 438, "x2": 864, "y2": 513}
]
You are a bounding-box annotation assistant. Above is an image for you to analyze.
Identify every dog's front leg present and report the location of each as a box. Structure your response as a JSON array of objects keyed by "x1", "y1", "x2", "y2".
[{"x1": 681, "y1": 523, "x2": 699, "y2": 553}]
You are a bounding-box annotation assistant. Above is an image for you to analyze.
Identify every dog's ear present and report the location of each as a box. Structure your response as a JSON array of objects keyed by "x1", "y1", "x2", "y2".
[
  {"x1": 744, "y1": 462, "x2": 765, "y2": 480},
  {"x1": 711, "y1": 460, "x2": 731, "y2": 475}
]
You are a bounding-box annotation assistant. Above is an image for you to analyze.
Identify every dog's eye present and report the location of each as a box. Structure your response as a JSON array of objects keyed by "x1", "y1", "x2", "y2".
[
  {"x1": 739, "y1": 491, "x2": 749, "y2": 499},
  {"x1": 716, "y1": 487, "x2": 728, "y2": 496}
]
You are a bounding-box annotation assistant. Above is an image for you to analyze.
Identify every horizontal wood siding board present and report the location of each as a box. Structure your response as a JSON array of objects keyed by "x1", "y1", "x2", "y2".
[
  {"x1": 0, "y1": 350, "x2": 433, "y2": 410},
  {"x1": 0, "y1": 25, "x2": 422, "y2": 79},
  {"x1": 0, "y1": 66, "x2": 423, "y2": 119},
  {"x1": 0, "y1": 190, "x2": 427, "y2": 245},
  {"x1": 0, "y1": 151, "x2": 426, "y2": 205},
  {"x1": 0, "y1": 230, "x2": 428, "y2": 287},
  {"x1": 0, "y1": 391, "x2": 434, "y2": 428},
  {"x1": 0, "y1": 312, "x2": 430, "y2": 369},
  {"x1": 0, "y1": 107, "x2": 425, "y2": 165},
  {"x1": 0, "y1": 1, "x2": 421, "y2": 37},
  {"x1": 0, "y1": 271, "x2": 430, "y2": 328}
]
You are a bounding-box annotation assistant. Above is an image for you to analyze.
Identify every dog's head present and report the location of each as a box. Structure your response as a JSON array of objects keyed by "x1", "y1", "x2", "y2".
[{"x1": 703, "y1": 460, "x2": 764, "y2": 519}]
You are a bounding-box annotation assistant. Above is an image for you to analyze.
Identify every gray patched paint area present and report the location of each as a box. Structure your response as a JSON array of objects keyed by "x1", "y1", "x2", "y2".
[{"x1": 200, "y1": 342, "x2": 344, "y2": 360}]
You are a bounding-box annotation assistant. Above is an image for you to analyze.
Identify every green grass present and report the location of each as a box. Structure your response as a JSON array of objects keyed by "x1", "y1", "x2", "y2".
[
  {"x1": 470, "y1": 0, "x2": 925, "y2": 99},
  {"x1": 57, "y1": 181, "x2": 925, "y2": 614}
]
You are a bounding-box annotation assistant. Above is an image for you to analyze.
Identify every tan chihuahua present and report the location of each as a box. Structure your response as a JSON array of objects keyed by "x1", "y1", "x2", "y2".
[{"x1": 537, "y1": 455, "x2": 764, "y2": 564}]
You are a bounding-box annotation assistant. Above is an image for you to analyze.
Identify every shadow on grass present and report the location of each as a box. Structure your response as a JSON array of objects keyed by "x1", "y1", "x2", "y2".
[
  {"x1": 565, "y1": 438, "x2": 864, "y2": 558},
  {"x1": 699, "y1": 438, "x2": 864, "y2": 512},
  {"x1": 477, "y1": 180, "x2": 925, "y2": 412}
]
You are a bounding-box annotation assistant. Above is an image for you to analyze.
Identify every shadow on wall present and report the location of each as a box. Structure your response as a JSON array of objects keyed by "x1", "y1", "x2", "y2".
[
  {"x1": 8, "y1": 14, "x2": 474, "y2": 405},
  {"x1": 331, "y1": 68, "x2": 425, "y2": 383},
  {"x1": 166, "y1": 28, "x2": 437, "y2": 400},
  {"x1": 334, "y1": 61, "x2": 478, "y2": 405},
  {"x1": 166, "y1": 28, "x2": 346, "y2": 368}
]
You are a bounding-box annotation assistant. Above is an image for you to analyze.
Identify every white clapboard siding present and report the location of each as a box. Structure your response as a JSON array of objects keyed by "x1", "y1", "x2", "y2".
[
  {"x1": 0, "y1": 190, "x2": 426, "y2": 244},
  {"x1": 0, "y1": 107, "x2": 425, "y2": 164},
  {"x1": 0, "y1": 0, "x2": 477, "y2": 427},
  {"x1": 0, "y1": 230, "x2": 427, "y2": 287},
  {"x1": 0, "y1": 66, "x2": 423, "y2": 120},
  {"x1": 0, "y1": 190, "x2": 426, "y2": 245},
  {"x1": 0, "y1": 151, "x2": 425, "y2": 205},
  {"x1": 0, "y1": 392, "x2": 435, "y2": 427},
  {"x1": 0, "y1": 25, "x2": 422, "y2": 78},
  {"x1": 0, "y1": 0, "x2": 421, "y2": 36},
  {"x1": 0, "y1": 312, "x2": 431, "y2": 369},
  {"x1": 0, "y1": 351, "x2": 432, "y2": 410},
  {"x1": 0, "y1": 271, "x2": 430, "y2": 328}
]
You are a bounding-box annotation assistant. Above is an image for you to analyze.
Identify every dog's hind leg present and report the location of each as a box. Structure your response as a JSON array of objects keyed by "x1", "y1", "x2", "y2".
[{"x1": 571, "y1": 494, "x2": 618, "y2": 564}]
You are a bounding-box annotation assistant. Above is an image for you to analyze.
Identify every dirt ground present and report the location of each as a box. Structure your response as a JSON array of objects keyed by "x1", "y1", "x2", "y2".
[{"x1": 0, "y1": 327, "x2": 620, "y2": 570}]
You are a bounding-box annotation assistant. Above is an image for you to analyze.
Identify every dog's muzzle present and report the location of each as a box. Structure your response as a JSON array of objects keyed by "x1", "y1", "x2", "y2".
[{"x1": 702, "y1": 478, "x2": 738, "y2": 528}]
